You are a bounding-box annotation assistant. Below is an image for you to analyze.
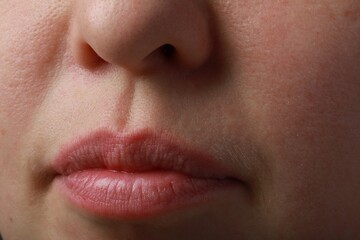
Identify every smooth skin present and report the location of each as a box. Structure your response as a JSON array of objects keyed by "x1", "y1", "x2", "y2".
[{"x1": 1, "y1": 0, "x2": 360, "y2": 239}]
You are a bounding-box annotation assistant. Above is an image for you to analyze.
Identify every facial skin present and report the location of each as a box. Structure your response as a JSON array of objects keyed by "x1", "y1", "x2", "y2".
[{"x1": 1, "y1": 0, "x2": 360, "y2": 239}]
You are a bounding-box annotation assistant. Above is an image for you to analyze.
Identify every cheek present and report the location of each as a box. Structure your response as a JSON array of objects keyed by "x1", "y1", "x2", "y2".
[
  {"x1": 0, "y1": 1, "x2": 68, "y2": 135},
  {"x1": 0, "y1": 1, "x2": 69, "y2": 235},
  {"x1": 237, "y1": 2, "x2": 360, "y2": 234},
  {"x1": 0, "y1": 0, "x2": 67, "y2": 191},
  {"x1": 249, "y1": 4, "x2": 360, "y2": 180}
]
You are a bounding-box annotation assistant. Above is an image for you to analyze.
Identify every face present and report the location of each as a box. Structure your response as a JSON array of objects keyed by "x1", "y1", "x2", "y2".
[{"x1": 1, "y1": 0, "x2": 360, "y2": 239}]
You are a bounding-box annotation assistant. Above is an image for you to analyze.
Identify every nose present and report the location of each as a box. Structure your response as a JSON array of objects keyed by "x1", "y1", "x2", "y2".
[{"x1": 71, "y1": 0, "x2": 213, "y2": 73}]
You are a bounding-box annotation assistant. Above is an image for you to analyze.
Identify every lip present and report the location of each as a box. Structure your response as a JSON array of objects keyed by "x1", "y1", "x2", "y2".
[{"x1": 52, "y1": 129, "x2": 243, "y2": 219}]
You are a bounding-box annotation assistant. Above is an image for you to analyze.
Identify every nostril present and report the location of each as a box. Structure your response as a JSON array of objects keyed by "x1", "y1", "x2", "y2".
[
  {"x1": 140, "y1": 44, "x2": 177, "y2": 72},
  {"x1": 74, "y1": 42, "x2": 108, "y2": 69},
  {"x1": 160, "y1": 44, "x2": 176, "y2": 59}
]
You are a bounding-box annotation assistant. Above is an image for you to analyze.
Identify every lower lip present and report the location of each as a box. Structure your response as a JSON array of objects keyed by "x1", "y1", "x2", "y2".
[{"x1": 55, "y1": 169, "x2": 239, "y2": 219}]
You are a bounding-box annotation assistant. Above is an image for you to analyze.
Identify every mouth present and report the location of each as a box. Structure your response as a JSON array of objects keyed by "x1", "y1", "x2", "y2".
[{"x1": 52, "y1": 129, "x2": 244, "y2": 219}]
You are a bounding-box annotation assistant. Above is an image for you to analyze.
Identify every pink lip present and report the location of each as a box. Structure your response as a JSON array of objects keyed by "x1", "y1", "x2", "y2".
[{"x1": 53, "y1": 129, "x2": 242, "y2": 219}]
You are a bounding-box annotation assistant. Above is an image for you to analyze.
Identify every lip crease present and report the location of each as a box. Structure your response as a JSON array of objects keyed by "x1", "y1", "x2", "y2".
[{"x1": 52, "y1": 129, "x2": 243, "y2": 219}]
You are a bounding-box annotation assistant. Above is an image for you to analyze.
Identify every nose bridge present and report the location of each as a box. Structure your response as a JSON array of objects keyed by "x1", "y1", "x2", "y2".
[{"x1": 71, "y1": 0, "x2": 212, "y2": 73}]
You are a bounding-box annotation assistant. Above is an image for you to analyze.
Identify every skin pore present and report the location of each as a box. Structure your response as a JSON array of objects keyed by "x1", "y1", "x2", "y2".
[{"x1": 1, "y1": 0, "x2": 360, "y2": 239}]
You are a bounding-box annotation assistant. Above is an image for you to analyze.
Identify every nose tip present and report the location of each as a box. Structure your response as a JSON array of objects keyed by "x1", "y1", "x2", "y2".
[{"x1": 71, "y1": 0, "x2": 212, "y2": 73}]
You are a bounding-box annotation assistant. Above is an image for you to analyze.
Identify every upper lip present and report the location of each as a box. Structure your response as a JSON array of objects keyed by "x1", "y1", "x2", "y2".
[{"x1": 52, "y1": 128, "x2": 237, "y2": 180}]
